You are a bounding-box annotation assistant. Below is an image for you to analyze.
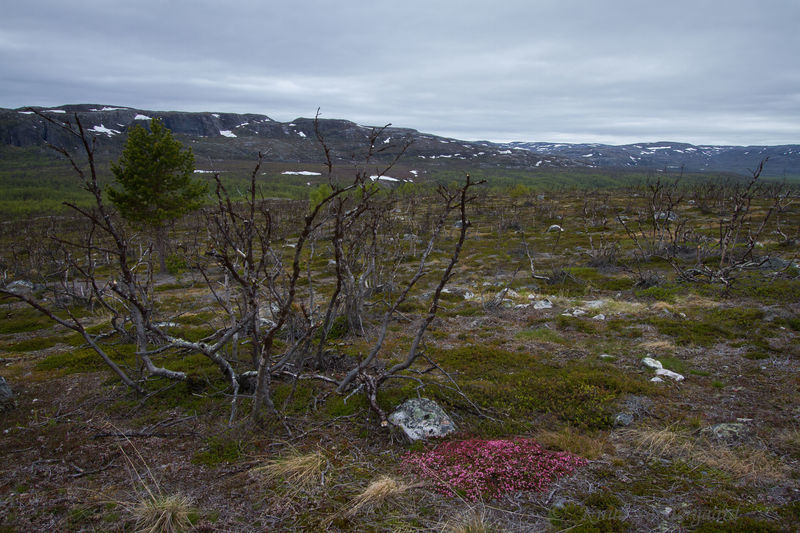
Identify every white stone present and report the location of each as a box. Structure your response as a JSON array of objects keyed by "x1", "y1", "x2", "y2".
[
  {"x1": 592, "y1": 314, "x2": 606, "y2": 321},
  {"x1": 532, "y1": 299, "x2": 553, "y2": 309},
  {"x1": 642, "y1": 357, "x2": 663, "y2": 370},
  {"x1": 650, "y1": 376, "x2": 664, "y2": 382},
  {"x1": 655, "y1": 368, "x2": 685, "y2": 381}
]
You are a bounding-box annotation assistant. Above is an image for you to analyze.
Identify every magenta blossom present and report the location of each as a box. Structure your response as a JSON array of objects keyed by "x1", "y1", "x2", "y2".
[{"x1": 402, "y1": 438, "x2": 587, "y2": 501}]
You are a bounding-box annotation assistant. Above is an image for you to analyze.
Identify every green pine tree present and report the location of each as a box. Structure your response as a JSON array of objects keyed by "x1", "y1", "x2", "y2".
[{"x1": 108, "y1": 118, "x2": 207, "y2": 273}]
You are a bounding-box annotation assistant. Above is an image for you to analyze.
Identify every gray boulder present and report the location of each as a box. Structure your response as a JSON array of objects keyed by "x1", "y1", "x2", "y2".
[
  {"x1": 388, "y1": 398, "x2": 455, "y2": 441},
  {"x1": 4, "y1": 280, "x2": 34, "y2": 296},
  {"x1": 531, "y1": 298, "x2": 553, "y2": 310}
]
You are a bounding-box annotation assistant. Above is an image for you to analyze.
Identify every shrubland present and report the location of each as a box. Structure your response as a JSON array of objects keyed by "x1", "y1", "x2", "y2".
[{"x1": 0, "y1": 114, "x2": 799, "y2": 531}]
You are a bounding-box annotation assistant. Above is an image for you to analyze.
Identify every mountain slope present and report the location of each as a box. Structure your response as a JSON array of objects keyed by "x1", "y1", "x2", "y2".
[
  {"x1": 2, "y1": 104, "x2": 799, "y2": 176},
  {"x1": 508, "y1": 141, "x2": 800, "y2": 177},
  {"x1": 0, "y1": 104, "x2": 568, "y2": 170}
]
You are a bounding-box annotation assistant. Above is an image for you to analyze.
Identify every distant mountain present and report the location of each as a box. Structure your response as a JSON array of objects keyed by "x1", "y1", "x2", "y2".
[
  {"x1": 506, "y1": 141, "x2": 800, "y2": 177},
  {"x1": 2, "y1": 105, "x2": 798, "y2": 177},
  {"x1": 0, "y1": 104, "x2": 569, "y2": 170}
]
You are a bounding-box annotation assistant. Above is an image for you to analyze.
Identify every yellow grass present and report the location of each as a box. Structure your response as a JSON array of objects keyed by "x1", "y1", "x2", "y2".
[
  {"x1": 442, "y1": 509, "x2": 498, "y2": 533},
  {"x1": 620, "y1": 426, "x2": 786, "y2": 482},
  {"x1": 535, "y1": 427, "x2": 612, "y2": 460},
  {"x1": 252, "y1": 449, "x2": 326, "y2": 490},
  {"x1": 341, "y1": 475, "x2": 418, "y2": 517},
  {"x1": 132, "y1": 493, "x2": 193, "y2": 533}
]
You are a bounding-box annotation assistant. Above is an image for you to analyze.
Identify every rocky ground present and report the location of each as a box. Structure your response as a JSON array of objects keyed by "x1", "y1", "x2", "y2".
[{"x1": 1, "y1": 186, "x2": 799, "y2": 532}]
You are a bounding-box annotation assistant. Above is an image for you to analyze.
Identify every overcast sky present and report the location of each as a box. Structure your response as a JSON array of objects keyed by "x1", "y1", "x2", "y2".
[{"x1": 1, "y1": 0, "x2": 798, "y2": 145}]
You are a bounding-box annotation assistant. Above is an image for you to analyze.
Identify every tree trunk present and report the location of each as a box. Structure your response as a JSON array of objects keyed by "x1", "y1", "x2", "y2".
[{"x1": 155, "y1": 225, "x2": 168, "y2": 274}]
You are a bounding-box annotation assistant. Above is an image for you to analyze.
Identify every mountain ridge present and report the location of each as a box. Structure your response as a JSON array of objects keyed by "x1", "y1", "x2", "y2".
[{"x1": 2, "y1": 104, "x2": 798, "y2": 176}]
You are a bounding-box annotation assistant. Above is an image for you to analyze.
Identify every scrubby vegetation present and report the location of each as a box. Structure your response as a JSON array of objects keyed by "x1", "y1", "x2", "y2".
[{"x1": 0, "y1": 118, "x2": 798, "y2": 531}]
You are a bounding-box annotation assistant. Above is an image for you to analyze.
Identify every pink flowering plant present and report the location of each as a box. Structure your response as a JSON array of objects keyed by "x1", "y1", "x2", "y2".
[{"x1": 402, "y1": 437, "x2": 587, "y2": 501}]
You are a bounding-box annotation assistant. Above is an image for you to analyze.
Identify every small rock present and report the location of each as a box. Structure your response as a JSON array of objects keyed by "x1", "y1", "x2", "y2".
[
  {"x1": 599, "y1": 353, "x2": 614, "y2": 359},
  {"x1": 388, "y1": 398, "x2": 456, "y2": 442},
  {"x1": 642, "y1": 357, "x2": 663, "y2": 370},
  {"x1": 592, "y1": 314, "x2": 606, "y2": 321},
  {"x1": 655, "y1": 368, "x2": 684, "y2": 381},
  {"x1": 703, "y1": 422, "x2": 748, "y2": 441},
  {"x1": 619, "y1": 395, "x2": 654, "y2": 417},
  {"x1": 545, "y1": 224, "x2": 564, "y2": 232},
  {"x1": 514, "y1": 304, "x2": 530, "y2": 309},
  {"x1": 571, "y1": 308, "x2": 587, "y2": 317},
  {"x1": 613, "y1": 413, "x2": 635, "y2": 426},
  {"x1": 650, "y1": 377, "x2": 664, "y2": 382},
  {"x1": 4, "y1": 280, "x2": 34, "y2": 296},
  {"x1": 585, "y1": 300, "x2": 605, "y2": 309},
  {"x1": 532, "y1": 299, "x2": 553, "y2": 309}
]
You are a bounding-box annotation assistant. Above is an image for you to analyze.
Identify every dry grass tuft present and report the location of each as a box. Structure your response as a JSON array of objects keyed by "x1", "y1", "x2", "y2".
[
  {"x1": 132, "y1": 493, "x2": 193, "y2": 533},
  {"x1": 649, "y1": 301, "x2": 674, "y2": 314},
  {"x1": 620, "y1": 426, "x2": 786, "y2": 482},
  {"x1": 596, "y1": 299, "x2": 644, "y2": 315},
  {"x1": 341, "y1": 475, "x2": 417, "y2": 518},
  {"x1": 774, "y1": 427, "x2": 800, "y2": 457},
  {"x1": 536, "y1": 426, "x2": 612, "y2": 460},
  {"x1": 638, "y1": 339, "x2": 676, "y2": 352},
  {"x1": 443, "y1": 509, "x2": 499, "y2": 533},
  {"x1": 622, "y1": 425, "x2": 689, "y2": 458},
  {"x1": 252, "y1": 449, "x2": 326, "y2": 490},
  {"x1": 695, "y1": 445, "x2": 786, "y2": 481}
]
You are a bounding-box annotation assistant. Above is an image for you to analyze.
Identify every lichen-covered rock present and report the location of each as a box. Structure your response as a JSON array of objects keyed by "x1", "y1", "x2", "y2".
[
  {"x1": 4, "y1": 280, "x2": 33, "y2": 296},
  {"x1": 613, "y1": 412, "x2": 635, "y2": 426},
  {"x1": 388, "y1": 398, "x2": 455, "y2": 441},
  {"x1": 531, "y1": 298, "x2": 553, "y2": 310},
  {"x1": 703, "y1": 422, "x2": 748, "y2": 441}
]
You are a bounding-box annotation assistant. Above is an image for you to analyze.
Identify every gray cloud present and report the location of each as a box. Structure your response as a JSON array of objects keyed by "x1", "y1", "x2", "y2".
[{"x1": 1, "y1": 0, "x2": 798, "y2": 145}]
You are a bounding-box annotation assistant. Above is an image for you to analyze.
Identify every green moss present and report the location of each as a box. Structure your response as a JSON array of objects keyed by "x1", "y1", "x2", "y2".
[
  {"x1": 774, "y1": 316, "x2": 800, "y2": 332},
  {"x1": 635, "y1": 284, "x2": 681, "y2": 302},
  {"x1": 583, "y1": 492, "x2": 622, "y2": 511},
  {"x1": 658, "y1": 356, "x2": 689, "y2": 375},
  {"x1": 514, "y1": 327, "x2": 567, "y2": 344},
  {"x1": 192, "y1": 435, "x2": 244, "y2": 466},
  {"x1": 647, "y1": 317, "x2": 729, "y2": 347},
  {"x1": 35, "y1": 345, "x2": 136, "y2": 375},
  {"x1": 324, "y1": 315, "x2": 349, "y2": 340},
  {"x1": 1, "y1": 335, "x2": 61, "y2": 352},
  {"x1": 434, "y1": 347, "x2": 650, "y2": 430},
  {"x1": 556, "y1": 314, "x2": 601, "y2": 335},
  {"x1": 176, "y1": 310, "x2": 218, "y2": 326},
  {"x1": 324, "y1": 393, "x2": 367, "y2": 417},
  {"x1": 549, "y1": 503, "x2": 628, "y2": 532},
  {"x1": 692, "y1": 516, "x2": 783, "y2": 532},
  {"x1": 0, "y1": 307, "x2": 53, "y2": 334}
]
